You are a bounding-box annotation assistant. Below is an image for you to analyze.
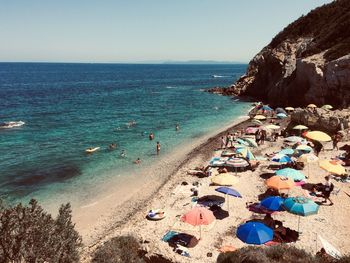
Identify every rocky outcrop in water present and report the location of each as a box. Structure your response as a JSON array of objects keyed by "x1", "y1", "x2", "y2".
[{"x1": 211, "y1": 0, "x2": 350, "y2": 108}]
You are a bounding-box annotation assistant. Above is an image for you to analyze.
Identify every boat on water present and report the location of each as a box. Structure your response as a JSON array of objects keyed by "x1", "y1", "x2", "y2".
[
  {"x1": 0, "y1": 121, "x2": 25, "y2": 129},
  {"x1": 85, "y1": 147, "x2": 100, "y2": 153}
]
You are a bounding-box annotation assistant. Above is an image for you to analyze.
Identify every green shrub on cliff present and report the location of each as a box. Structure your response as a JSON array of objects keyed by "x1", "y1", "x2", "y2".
[
  {"x1": 217, "y1": 245, "x2": 350, "y2": 263},
  {"x1": 0, "y1": 199, "x2": 82, "y2": 263},
  {"x1": 269, "y1": 0, "x2": 350, "y2": 61}
]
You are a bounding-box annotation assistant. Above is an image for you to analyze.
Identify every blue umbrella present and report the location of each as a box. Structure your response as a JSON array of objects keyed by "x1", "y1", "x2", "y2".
[
  {"x1": 277, "y1": 113, "x2": 287, "y2": 118},
  {"x1": 236, "y1": 222, "x2": 273, "y2": 245},
  {"x1": 215, "y1": 187, "x2": 242, "y2": 210},
  {"x1": 284, "y1": 196, "x2": 319, "y2": 232},
  {"x1": 261, "y1": 105, "x2": 273, "y2": 111},
  {"x1": 272, "y1": 154, "x2": 292, "y2": 163},
  {"x1": 260, "y1": 196, "x2": 284, "y2": 211},
  {"x1": 215, "y1": 187, "x2": 242, "y2": 198},
  {"x1": 276, "y1": 168, "x2": 306, "y2": 181},
  {"x1": 278, "y1": 148, "x2": 295, "y2": 156},
  {"x1": 284, "y1": 197, "x2": 319, "y2": 216}
]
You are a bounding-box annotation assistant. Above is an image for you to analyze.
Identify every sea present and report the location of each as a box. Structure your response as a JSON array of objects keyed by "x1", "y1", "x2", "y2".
[{"x1": 0, "y1": 63, "x2": 250, "y2": 209}]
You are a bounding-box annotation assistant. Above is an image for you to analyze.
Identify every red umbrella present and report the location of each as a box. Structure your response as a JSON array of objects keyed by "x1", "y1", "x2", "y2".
[{"x1": 181, "y1": 207, "x2": 215, "y2": 238}]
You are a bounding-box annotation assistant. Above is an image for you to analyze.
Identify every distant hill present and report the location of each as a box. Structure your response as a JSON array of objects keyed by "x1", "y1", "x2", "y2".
[{"x1": 162, "y1": 60, "x2": 244, "y2": 65}]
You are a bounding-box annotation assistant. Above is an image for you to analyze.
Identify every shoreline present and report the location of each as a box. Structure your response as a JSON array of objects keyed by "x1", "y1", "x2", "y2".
[{"x1": 78, "y1": 112, "x2": 254, "y2": 258}]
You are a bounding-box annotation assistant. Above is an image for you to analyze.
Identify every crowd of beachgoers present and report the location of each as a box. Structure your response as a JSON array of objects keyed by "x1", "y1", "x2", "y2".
[{"x1": 81, "y1": 103, "x2": 350, "y2": 263}]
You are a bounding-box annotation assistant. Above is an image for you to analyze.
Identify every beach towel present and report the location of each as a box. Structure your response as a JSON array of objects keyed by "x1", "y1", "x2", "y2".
[{"x1": 162, "y1": 231, "x2": 179, "y2": 242}]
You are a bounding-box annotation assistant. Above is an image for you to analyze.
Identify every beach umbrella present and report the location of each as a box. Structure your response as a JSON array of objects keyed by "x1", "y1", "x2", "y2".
[
  {"x1": 285, "y1": 136, "x2": 304, "y2": 143},
  {"x1": 271, "y1": 154, "x2": 292, "y2": 163},
  {"x1": 236, "y1": 138, "x2": 250, "y2": 146},
  {"x1": 262, "y1": 105, "x2": 273, "y2": 111},
  {"x1": 225, "y1": 157, "x2": 249, "y2": 175},
  {"x1": 260, "y1": 196, "x2": 284, "y2": 211},
  {"x1": 319, "y1": 160, "x2": 346, "y2": 175},
  {"x1": 293, "y1": 125, "x2": 308, "y2": 130},
  {"x1": 297, "y1": 153, "x2": 318, "y2": 163},
  {"x1": 236, "y1": 222, "x2": 273, "y2": 245},
  {"x1": 276, "y1": 168, "x2": 306, "y2": 181},
  {"x1": 245, "y1": 127, "x2": 260, "y2": 135},
  {"x1": 232, "y1": 143, "x2": 247, "y2": 149},
  {"x1": 251, "y1": 119, "x2": 263, "y2": 125},
  {"x1": 285, "y1": 107, "x2": 294, "y2": 111},
  {"x1": 236, "y1": 148, "x2": 255, "y2": 160},
  {"x1": 283, "y1": 196, "x2": 319, "y2": 232},
  {"x1": 241, "y1": 137, "x2": 258, "y2": 148},
  {"x1": 181, "y1": 207, "x2": 215, "y2": 238},
  {"x1": 211, "y1": 173, "x2": 238, "y2": 186},
  {"x1": 304, "y1": 131, "x2": 332, "y2": 142},
  {"x1": 215, "y1": 187, "x2": 242, "y2": 210},
  {"x1": 307, "y1": 104, "x2": 317, "y2": 108},
  {"x1": 276, "y1": 113, "x2": 287, "y2": 119},
  {"x1": 254, "y1": 115, "x2": 267, "y2": 120},
  {"x1": 295, "y1": 145, "x2": 313, "y2": 153},
  {"x1": 264, "y1": 124, "x2": 280, "y2": 130},
  {"x1": 321, "y1": 105, "x2": 333, "y2": 110},
  {"x1": 275, "y1": 108, "x2": 287, "y2": 115},
  {"x1": 266, "y1": 176, "x2": 294, "y2": 190},
  {"x1": 278, "y1": 148, "x2": 295, "y2": 156},
  {"x1": 318, "y1": 235, "x2": 342, "y2": 259}
]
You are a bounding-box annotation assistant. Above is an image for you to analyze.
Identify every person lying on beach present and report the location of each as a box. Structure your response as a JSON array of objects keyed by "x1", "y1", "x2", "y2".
[
  {"x1": 217, "y1": 167, "x2": 228, "y2": 174},
  {"x1": 134, "y1": 158, "x2": 141, "y2": 164}
]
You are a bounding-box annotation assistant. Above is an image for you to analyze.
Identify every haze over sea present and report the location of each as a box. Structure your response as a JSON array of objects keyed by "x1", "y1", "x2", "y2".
[{"x1": 0, "y1": 63, "x2": 250, "y2": 209}]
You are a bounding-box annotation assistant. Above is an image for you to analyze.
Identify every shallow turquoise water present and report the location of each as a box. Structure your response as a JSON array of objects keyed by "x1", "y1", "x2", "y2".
[{"x1": 0, "y1": 63, "x2": 250, "y2": 205}]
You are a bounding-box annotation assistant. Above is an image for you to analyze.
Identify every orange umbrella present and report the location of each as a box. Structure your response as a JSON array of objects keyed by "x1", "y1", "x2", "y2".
[
  {"x1": 266, "y1": 176, "x2": 294, "y2": 190},
  {"x1": 181, "y1": 207, "x2": 215, "y2": 238}
]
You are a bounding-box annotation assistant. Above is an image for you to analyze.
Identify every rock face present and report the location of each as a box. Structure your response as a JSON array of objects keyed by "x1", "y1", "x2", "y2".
[
  {"x1": 291, "y1": 108, "x2": 350, "y2": 133},
  {"x1": 215, "y1": 0, "x2": 350, "y2": 108}
]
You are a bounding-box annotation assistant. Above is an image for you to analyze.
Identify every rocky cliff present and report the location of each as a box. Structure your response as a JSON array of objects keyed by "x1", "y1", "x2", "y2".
[{"x1": 211, "y1": 0, "x2": 350, "y2": 108}]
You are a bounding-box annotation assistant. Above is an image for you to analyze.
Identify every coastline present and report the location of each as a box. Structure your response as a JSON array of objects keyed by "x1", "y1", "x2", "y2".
[{"x1": 78, "y1": 111, "x2": 254, "y2": 258}]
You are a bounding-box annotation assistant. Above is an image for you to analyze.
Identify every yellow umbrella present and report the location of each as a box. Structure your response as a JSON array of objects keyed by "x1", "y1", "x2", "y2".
[
  {"x1": 304, "y1": 131, "x2": 331, "y2": 142},
  {"x1": 319, "y1": 160, "x2": 346, "y2": 175},
  {"x1": 285, "y1": 107, "x2": 294, "y2": 111},
  {"x1": 321, "y1": 105, "x2": 333, "y2": 110},
  {"x1": 298, "y1": 153, "x2": 319, "y2": 164},
  {"x1": 293, "y1": 125, "x2": 308, "y2": 130},
  {"x1": 264, "y1": 124, "x2": 280, "y2": 130},
  {"x1": 211, "y1": 173, "x2": 238, "y2": 186},
  {"x1": 254, "y1": 115, "x2": 267, "y2": 120},
  {"x1": 307, "y1": 104, "x2": 317, "y2": 108}
]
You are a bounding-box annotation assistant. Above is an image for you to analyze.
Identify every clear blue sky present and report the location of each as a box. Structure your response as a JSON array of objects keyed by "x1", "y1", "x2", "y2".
[{"x1": 0, "y1": 0, "x2": 332, "y2": 63}]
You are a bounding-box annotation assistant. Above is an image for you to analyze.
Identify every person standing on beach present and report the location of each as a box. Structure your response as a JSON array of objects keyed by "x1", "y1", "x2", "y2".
[
  {"x1": 220, "y1": 136, "x2": 226, "y2": 149},
  {"x1": 225, "y1": 133, "x2": 230, "y2": 148},
  {"x1": 156, "y1": 141, "x2": 161, "y2": 155},
  {"x1": 332, "y1": 132, "x2": 342, "y2": 150}
]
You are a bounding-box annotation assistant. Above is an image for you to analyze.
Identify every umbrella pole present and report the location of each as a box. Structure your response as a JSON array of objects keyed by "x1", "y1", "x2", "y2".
[
  {"x1": 298, "y1": 216, "x2": 300, "y2": 233},
  {"x1": 199, "y1": 225, "x2": 202, "y2": 240}
]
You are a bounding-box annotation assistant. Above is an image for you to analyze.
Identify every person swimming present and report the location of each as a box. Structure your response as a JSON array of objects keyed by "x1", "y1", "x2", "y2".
[
  {"x1": 149, "y1": 132, "x2": 154, "y2": 140},
  {"x1": 156, "y1": 141, "x2": 161, "y2": 155},
  {"x1": 109, "y1": 143, "x2": 117, "y2": 150},
  {"x1": 134, "y1": 158, "x2": 141, "y2": 164},
  {"x1": 120, "y1": 150, "x2": 126, "y2": 158},
  {"x1": 175, "y1": 124, "x2": 180, "y2": 131}
]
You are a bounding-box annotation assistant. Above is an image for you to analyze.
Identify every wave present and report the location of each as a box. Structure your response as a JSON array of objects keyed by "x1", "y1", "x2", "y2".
[
  {"x1": 0, "y1": 121, "x2": 25, "y2": 129},
  {"x1": 165, "y1": 86, "x2": 177, "y2": 89},
  {"x1": 212, "y1": 75, "x2": 231, "y2": 78}
]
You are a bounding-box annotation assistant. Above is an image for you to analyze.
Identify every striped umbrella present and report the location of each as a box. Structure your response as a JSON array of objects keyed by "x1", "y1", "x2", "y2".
[
  {"x1": 236, "y1": 148, "x2": 255, "y2": 160},
  {"x1": 225, "y1": 157, "x2": 249, "y2": 175}
]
